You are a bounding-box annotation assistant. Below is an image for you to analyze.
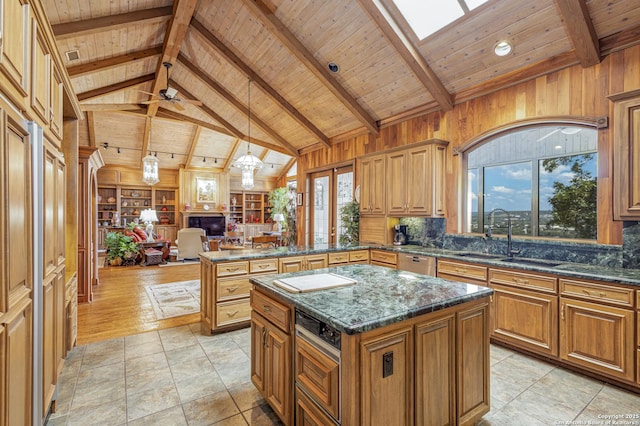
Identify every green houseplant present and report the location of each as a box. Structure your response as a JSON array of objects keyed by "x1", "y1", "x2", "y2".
[
  {"x1": 268, "y1": 187, "x2": 297, "y2": 244},
  {"x1": 339, "y1": 200, "x2": 360, "y2": 244},
  {"x1": 104, "y1": 232, "x2": 140, "y2": 266}
]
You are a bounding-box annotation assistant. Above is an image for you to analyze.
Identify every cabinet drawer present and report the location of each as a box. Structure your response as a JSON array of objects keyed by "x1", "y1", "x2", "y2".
[
  {"x1": 560, "y1": 279, "x2": 634, "y2": 308},
  {"x1": 251, "y1": 289, "x2": 291, "y2": 332},
  {"x1": 295, "y1": 334, "x2": 340, "y2": 420},
  {"x1": 216, "y1": 299, "x2": 251, "y2": 327},
  {"x1": 328, "y1": 252, "x2": 349, "y2": 265},
  {"x1": 296, "y1": 382, "x2": 339, "y2": 426},
  {"x1": 349, "y1": 250, "x2": 369, "y2": 263},
  {"x1": 370, "y1": 250, "x2": 397, "y2": 265},
  {"x1": 489, "y1": 269, "x2": 557, "y2": 294},
  {"x1": 250, "y1": 258, "x2": 278, "y2": 274},
  {"x1": 437, "y1": 260, "x2": 487, "y2": 282},
  {"x1": 217, "y1": 261, "x2": 249, "y2": 277},
  {"x1": 216, "y1": 276, "x2": 251, "y2": 301}
]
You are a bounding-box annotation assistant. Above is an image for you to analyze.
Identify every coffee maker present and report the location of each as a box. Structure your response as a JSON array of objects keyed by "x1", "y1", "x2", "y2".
[{"x1": 393, "y1": 224, "x2": 408, "y2": 245}]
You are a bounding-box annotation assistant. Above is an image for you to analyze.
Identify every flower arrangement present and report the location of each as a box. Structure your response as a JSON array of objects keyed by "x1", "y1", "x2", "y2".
[{"x1": 227, "y1": 221, "x2": 238, "y2": 232}]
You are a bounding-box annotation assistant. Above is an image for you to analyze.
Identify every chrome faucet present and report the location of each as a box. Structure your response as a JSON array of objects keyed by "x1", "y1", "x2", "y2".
[{"x1": 487, "y1": 208, "x2": 521, "y2": 257}]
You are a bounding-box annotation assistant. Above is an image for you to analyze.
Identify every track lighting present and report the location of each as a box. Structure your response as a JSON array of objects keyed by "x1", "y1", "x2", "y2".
[
  {"x1": 117, "y1": 147, "x2": 121, "y2": 154},
  {"x1": 103, "y1": 142, "x2": 109, "y2": 149}
]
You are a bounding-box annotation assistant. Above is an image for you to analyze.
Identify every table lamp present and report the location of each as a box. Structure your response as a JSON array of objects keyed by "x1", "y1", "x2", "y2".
[
  {"x1": 139, "y1": 209, "x2": 159, "y2": 242},
  {"x1": 273, "y1": 213, "x2": 285, "y2": 232}
]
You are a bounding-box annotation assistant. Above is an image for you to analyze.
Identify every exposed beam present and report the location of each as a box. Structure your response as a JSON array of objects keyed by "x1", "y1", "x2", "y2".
[
  {"x1": 86, "y1": 111, "x2": 96, "y2": 147},
  {"x1": 184, "y1": 125, "x2": 202, "y2": 168},
  {"x1": 146, "y1": 0, "x2": 199, "y2": 117},
  {"x1": 156, "y1": 107, "x2": 235, "y2": 137},
  {"x1": 554, "y1": 0, "x2": 600, "y2": 67},
  {"x1": 278, "y1": 157, "x2": 297, "y2": 181},
  {"x1": 76, "y1": 74, "x2": 155, "y2": 101},
  {"x1": 177, "y1": 54, "x2": 299, "y2": 155},
  {"x1": 600, "y1": 23, "x2": 640, "y2": 56},
  {"x1": 242, "y1": 0, "x2": 379, "y2": 135},
  {"x1": 52, "y1": 6, "x2": 173, "y2": 40},
  {"x1": 224, "y1": 139, "x2": 242, "y2": 172},
  {"x1": 357, "y1": 0, "x2": 453, "y2": 111},
  {"x1": 190, "y1": 18, "x2": 331, "y2": 148},
  {"x1": 80, "y1": 103, "x2": 145, "y2": 112},
  {"x1": 140, "y1": 117, "x2": 152, "y2": 165},
  {"x1": 67, "y1": 46, "x2": 163, "y2": 78}
]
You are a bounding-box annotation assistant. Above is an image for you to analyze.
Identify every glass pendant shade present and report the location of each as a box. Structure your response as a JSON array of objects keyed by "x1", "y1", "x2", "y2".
[
  {"x1": 142, "y1": 153, "x2": 159, "y2": 185},
  {"x1": 234, "y1": 151, "x2": 263, "y2": 189}
]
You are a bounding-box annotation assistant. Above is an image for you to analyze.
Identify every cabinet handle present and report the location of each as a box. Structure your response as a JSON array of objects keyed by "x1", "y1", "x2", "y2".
[
  {"x1": 262, "y1": 328, "x2": 267, "y2": 347},
  {"x1": 561, "y1": 303, "x2": 565, "y2": 321},
  {"x1": 582, "y1": 289, "x2": 606, "y2": 298},
  {"x1": 226, "y1": 310, "x2": 239, "y2": 317},
  {"x1": 226, "y1": 267, "x2": 240, "y2": 272},
  {"x1": 454, "y1": 268, "x2": 467, "y2": 274},
  {"x1": 258, "y1": 264, "x2": 268, "y2": 269},
  {"x1": 513, "y1": 278, "x2": 530, "y2": 285},
  {"x1": 226, "y1": 287, "x2": 238, "y2": 293},
  {"x1": 262, "y1": 305, "x2": 271, "y2": 312}
]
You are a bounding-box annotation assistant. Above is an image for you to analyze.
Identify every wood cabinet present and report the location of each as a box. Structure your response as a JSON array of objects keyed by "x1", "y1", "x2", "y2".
[
  {"x1": 229, "y1": 191, "x2": 271, "y2": 224},
  {"x1": 386, "y1": 141, "x2": 447, "y2": 216},
  {"x1": 559, "y1": 278, "x2": 635, "y2": 382},
  {"x1": 30, "y1": 20, "x2": 50, "y2": 126},
  {"x1": 612, "y1": 92, "x2": 640, "y2": 219},
  {"x1": 327, "y1": 250, "x2": 369, "y2": 265},
  {"x1": 488, "y1": 268, "x2": 558, "y2": 357},
  {"x1": 279, "y1": 254, "x2": 328, "y2": 273},
  {"x1": 637, "y1": 291, "x2": 640, "y2": 385},
  {"x1": 251, "y1": 287, "x2": 293, "y2": 426},
  {"x1": 370, "y1": 249, "x2": 397, "y2": 268},
  {"x1": 437, "y1": 259, "x2": 488, "y2": 285},
  {"x1": 49, "y1": 62, "x2": 63, "y2": 139},
  {"x1": 0, "y1": 0, "x2": 30, "y2": 104},
  {"x1": 359, "y1": 154, "x2": 385, "y2": 216}
]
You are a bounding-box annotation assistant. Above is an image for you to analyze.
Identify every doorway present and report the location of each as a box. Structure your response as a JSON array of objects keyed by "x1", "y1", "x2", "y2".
[{"x1": 308, "y1": 165, "x2": 354, "y2": 245}]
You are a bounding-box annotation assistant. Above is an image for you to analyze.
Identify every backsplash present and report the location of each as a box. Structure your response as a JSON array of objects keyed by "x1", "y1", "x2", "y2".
[{"x1": 399, "y1": 217, "x2": 624, "y2": 267}]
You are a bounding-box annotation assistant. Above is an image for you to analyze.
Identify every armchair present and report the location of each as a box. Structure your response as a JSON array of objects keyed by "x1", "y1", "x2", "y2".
[{"x1": 175, "y1": 228, "x2": 207, "y2": 261}]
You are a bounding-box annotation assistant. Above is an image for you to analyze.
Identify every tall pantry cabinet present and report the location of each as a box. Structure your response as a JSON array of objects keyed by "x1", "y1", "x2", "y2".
[{"x1": 0, "y1": 0, "x2": 81, "y2": 424}]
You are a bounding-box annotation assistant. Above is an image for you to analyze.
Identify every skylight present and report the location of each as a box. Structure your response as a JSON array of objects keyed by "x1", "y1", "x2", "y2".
[{"x1": 392, "y1": 0, "x2": 489, "y2": 40}]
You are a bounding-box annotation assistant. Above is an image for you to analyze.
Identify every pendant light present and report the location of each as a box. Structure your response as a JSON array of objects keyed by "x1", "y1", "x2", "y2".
[
  {"x1": 142, "y1": 118, "x2": 160, "y2": 185},
  {"x1": 233, "y1": 79, "x2": 263, "y2": 189}
]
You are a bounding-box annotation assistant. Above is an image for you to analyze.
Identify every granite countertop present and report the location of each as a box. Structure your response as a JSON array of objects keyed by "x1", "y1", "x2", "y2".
[
  {"x1": 200, "y1": 242, "x2": 640, "y2": 287},
  {"x1": 249, "y1": 264, "x2": 493, "y2": 335}
]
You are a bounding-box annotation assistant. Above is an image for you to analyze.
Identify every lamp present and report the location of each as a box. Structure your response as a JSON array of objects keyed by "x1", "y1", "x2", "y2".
[
  {"x1": 139, "y1": 209, "x2": 159, "y2": 242},
  {"x1": 233, "y1": 79, "x2": 263, "y2": 189},
  {"x1": 273, "y1": 213, "x2": 285, "y2": 232},
  {"x1": 142, "y1": 119, "x2": 160, "y2": 185}
]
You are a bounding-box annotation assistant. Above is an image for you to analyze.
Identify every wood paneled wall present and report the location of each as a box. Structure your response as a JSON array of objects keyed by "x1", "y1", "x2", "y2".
[{"x1": 298, "y1": 45, "x2": 640, "y2": 246}]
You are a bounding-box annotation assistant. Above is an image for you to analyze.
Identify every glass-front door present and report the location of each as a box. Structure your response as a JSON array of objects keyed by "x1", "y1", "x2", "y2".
[{"x1": 308, "y1": 166, "x2": 353, "y2": 245}]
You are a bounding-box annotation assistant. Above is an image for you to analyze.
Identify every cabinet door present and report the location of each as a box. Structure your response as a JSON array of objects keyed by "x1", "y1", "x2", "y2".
[
  {"x1": 5, "y1": 300, "x2": 33, "y2": 426},
  {"x1": 250, "y1": 312, "x2": 267, "y2": 394},
  {"x1": 415, "y1": 313, "x2": 455, "y2": 426},
  {"x1": 457, "y1": 302, "x2": 490, "y2": 425},
  {"x1": 359, "y1": 155, "x2": 385, "y2": 215},
  {"x1": 406, "y1": 146, "x2": 431, "y2": 215},
  {"x1": 491, "y1": 284, "x2": 558, "y2": 357},
  {"x1": 280, "y1": 256, "x2": 304, "y2": 273},
  {"x1": 42, "y1": 274, "x2": 56, "y2": 417},
  {"x1": 50, "y1": 63, "x2": 63, "y2": 139},
  {"x1": 265, "y1": 322, "x2": 292, "y2": 425},
  {"x1": 386, "y1": 151, "x2": 407, "y2": 214},
  {"x1": 613, "y1": 95, "x2": 640, "y2": 219},
  {"x1": 360, "y1": 326, "x2": 413, "y2": 426},
  {"x1": 0, "y1": 0, "x2": 29, "y2": 98},
  {"x1": 31, "y1": 21, "x2": 50, "y2": 125},
  {"x1": 306, "y1": 254, "x2": 328, "y2": 270},
  {"x1": 560, "y1": 297, "x2": 635, "y2": 381}
]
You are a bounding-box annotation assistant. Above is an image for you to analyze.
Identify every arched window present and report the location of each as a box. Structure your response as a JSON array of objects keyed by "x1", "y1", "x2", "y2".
[{"x1": 465, "y1": 124, "x2": 597, "y2": 240}]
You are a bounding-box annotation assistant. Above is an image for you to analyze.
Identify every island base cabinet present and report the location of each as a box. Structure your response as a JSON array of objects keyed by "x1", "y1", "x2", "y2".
[
  {"x1": 360, "y1": 326, "x2": 413, "y2": 426},
  {"x1": 415, "y1": 314, "x2": 455, "y2": 426},
  {"x1": 560, "y1": 297, "x2": 635, "y2": 382},
  {"x1": 296, "y1": 387, "x2": 338, "y2": 426}
]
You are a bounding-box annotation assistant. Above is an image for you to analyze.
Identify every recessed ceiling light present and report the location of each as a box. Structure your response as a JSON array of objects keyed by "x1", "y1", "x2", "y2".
[
  {"x1": 328, "y1": 62, "x2": 340, "y2": 73},
  {"x1": 494, "y1": 41, "x2": 512, "y2": 57}
]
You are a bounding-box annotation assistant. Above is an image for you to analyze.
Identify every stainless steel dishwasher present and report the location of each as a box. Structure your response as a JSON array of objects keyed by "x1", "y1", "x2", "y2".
[{"x1": 397, "y1": 253, "x2": 436, "y2": 276}]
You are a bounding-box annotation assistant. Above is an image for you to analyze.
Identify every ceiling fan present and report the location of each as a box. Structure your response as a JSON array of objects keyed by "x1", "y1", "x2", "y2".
[
  {"x1": 536, "y1": 126, "x2": 581, "y2": 142},
  {"x1": 140, "y1": 62, "x2": 203, "y2": 111}
]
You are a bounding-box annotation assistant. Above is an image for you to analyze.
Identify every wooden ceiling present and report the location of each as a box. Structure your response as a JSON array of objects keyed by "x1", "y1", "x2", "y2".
[{"x1": 42, "y1": 0, "x2": 640, "y2": 178}]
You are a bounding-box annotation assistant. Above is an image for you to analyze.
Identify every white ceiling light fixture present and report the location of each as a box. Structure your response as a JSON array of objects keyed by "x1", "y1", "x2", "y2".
[
  {"x1": 233, "y1": 79, "x2": 263, "y2": 190},
  {"x1": 142, "y1": 119, "x2": 160, "y2": 186},
  {"x1": 494, "y1": 41, "x2": 513, "y2": 57}
]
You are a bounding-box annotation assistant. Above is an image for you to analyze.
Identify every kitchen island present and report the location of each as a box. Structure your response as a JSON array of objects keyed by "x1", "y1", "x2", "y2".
[{"x1": 248, "y1": 264, "x2": 493, "y2": 426}]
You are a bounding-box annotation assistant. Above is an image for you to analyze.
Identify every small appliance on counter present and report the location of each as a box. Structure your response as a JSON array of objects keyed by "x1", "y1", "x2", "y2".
[{"x1": 393, "y1": 224, "x2": 408, "y2": 245}]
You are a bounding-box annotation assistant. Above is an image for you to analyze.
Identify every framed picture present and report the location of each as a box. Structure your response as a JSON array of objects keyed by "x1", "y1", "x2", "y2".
[
  {"x1": 196, "y1": 177, "x2": 218, "y2": 204},
  {"x1": 296, "y1": 193, "x2": 303, "y2": 206}
]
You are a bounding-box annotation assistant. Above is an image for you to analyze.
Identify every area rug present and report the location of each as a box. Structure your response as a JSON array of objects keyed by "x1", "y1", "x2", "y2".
[{"x1": 144, "y1": 280, "x2": 200, "y2": 320}]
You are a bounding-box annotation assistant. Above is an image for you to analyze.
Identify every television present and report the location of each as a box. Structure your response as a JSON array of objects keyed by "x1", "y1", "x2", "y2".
[{"x1": 188, "y1": 216, "x2": 226, "y2": 237}]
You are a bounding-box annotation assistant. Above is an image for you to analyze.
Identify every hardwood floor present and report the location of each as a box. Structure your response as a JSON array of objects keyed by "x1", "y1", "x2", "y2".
[{"x1": 78, "y1": 263, "x2": 201, "y2": 345}]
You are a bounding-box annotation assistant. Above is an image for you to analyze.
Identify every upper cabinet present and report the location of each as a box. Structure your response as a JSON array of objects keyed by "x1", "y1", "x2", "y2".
[
  {"x1": 360, "y1": 140, "x2": 448, "y2": 217},
  {"x1": 49, "y1": 62, "x2": 63, "y2": 139},
  {"x1": 612, "y1": 92, "x2": 640, "y2": 220},
  {"x1": 30, "y1": 20, "x2": 50, "y2": 126},
  {"x1": 0, "y1": 0, "x2": 30, "y2": 104}
]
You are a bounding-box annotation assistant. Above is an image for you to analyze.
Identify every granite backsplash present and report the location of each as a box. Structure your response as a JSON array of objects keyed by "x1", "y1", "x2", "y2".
[{"x1": 398, "y1": 217, "x2": 634, "y2": 268}]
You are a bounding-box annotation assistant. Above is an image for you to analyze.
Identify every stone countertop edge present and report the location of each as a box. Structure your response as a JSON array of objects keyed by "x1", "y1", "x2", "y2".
[
  {"x1": 249, "y1": 264, "x2": 493, "y2": 335},
  {"x1": 200, "y1": 243, "x2": 640, "y2": 287}
]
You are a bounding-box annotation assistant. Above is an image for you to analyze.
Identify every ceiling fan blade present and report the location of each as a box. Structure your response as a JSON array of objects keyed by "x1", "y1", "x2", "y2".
[
  {"x1": 172, "y1": 102, "x2": 186, "y2": 112},
  {"x1": 536, "y1": 128, "x2": 561, "y2": 142},
  {"x1": 181, "y1": 99, "x2": 203, "y2": 106},
  {"x1": 141, "y1": 100, "x2": 162, "y2": 105},
  {"x1": 137, "y1": 90, "x2": 160, "y2": 97},
  {"x1": 80, "y1": 103, "x2": 144, "y2": 111}
]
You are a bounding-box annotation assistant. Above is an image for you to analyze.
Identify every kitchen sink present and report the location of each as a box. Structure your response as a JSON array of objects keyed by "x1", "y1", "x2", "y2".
[
  {"x1": 456, "y1": 252, "x2": 503, "y2": 260},
  {"x1": 500, "y1": 258, "x2": 562, "y2": 267}
]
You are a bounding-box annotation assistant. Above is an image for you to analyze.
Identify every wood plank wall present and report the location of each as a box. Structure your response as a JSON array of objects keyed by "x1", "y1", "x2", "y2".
[{"x1": 298, "y1": 45, "x2": 640, "y2": 246}]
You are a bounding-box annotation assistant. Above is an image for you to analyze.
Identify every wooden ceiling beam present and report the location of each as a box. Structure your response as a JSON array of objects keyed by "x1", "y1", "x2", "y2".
[
  {"x1": 190, "y1": 18, "x2": 331, "y2": 148},
  {"x1": 184, "y1": 125, "x2": 202, "y2": 168},
  {"x1": 156, "y1": 107, "x2": 232, "y2": 136},
  {"x1": 146, "y1": 0, "x2": 199, "y2": 118},
  {"x1": 357, "y1": 0, "x2": 453, "y2": 111},
  {"x1": 67, "y1": 46, "x2": 163, "y2": 78},
  {"x1": 177, "y1": 54, "x2": 299, "y2": 155},
  {"x1": 600, "y1": 23, "x2": 640, "y2": 56},
  {"x1": 140, "y1": 117, "x2": 152, "y2": 166},
  {"x1": 278, "y1": 157, "x2": 297, "y2": 181},
  {"x1": 52, "y1": 6, "x2": 173, "y2": 40},
  {"x1": 242, "y1": 0, "x2": 379, "y2": 135},
  {"x1": 86, "y1": 111, "x2": 96, "y2": 147},
  {"x1": 77, "y1": 73, "x2": 155, "y2": 101},
  {"x1": 554, "y1": 0, "x2": 600, "y2": 67},
  {"x1": 80, "y1": 103, "x2": 145, "y2": 112},
  {"x1": 224, "y1": 139, "x2": 242, "y2": 172}
]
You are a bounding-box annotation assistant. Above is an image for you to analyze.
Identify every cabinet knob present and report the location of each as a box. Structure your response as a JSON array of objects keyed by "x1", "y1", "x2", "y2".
[
  {"x1": 561, "y1": 303, "x2": 565, "y2": 321},
  {"x1": 226, "y1": 286, "x2": 238, "y2": 293},
  {"x1": 226, "y1": 310, "x2": 239, "y2": 317},
  {"x1": 263, "y1": 305, "x2": 271, "y2": 312}
]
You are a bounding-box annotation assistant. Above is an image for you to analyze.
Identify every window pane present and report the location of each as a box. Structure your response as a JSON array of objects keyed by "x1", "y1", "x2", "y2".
[
  {"x1": 313, "y1": 176, "x2": 329, "y2": 244},
  {"x1": 539, "y1": 154, "x2": 597, "y2": 239},
  {"x1": 484, "y1": 162, "x2": 532, "y2": 236},
  {"x1": 335, "y1": 171, "x2": 353, "y2": 243},
  {"x1": 467, "y1": 168, "x2": 479, "y2": 233}
]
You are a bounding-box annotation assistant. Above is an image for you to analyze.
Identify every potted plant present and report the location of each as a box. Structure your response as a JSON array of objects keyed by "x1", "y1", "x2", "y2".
[
  {"x1": 268, "y1": 187, "x2": 297, "y2": 244},
  {"x1": 339, "y1": 200, "x2": 360, "y2": 245},
  {"x1": 104, "y1": 232, "x2": 141, "y2": 266}
]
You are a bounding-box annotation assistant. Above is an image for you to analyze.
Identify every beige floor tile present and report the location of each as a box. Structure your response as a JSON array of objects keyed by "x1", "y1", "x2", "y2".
[
  {"x1": 160, "y1": 332, "x2": 200, "y2": 351},
  {"x1": 71, "y1": 377, "x2": 127, "y2": 410},
  {"x1": 127, "y1": 405, "x2": 188, "y2": 426},
  {"x1": 241, "y1": 403, "x2": 283, "y2": 426},
  {"x1": 213, "y1": 414, "x2": 250, "y2": 425},
  {"x1": 165, "y1": 342, "x2": 207, "y2": 366},
  {"x1": 125, "y1": 339, "x2": 165, "y2": 361},
  {"x1": 182, "y1": 390, "x2": 241, "y2": 425},
  {"x1": 124, "y1": 331, "x2": 160, "y2": 348},
  {"x1": 169, "y1": 355, "x2": 216, "y2": 382},
  {"x1": 228, "y1": 382, "x2": 265, "y2": 412},
  {"x1": 174, "y1": 370, "x2": 227, "y2": 403},
  {"x1": 125, "y1": 351, "x2": 169, "y2": 376},
  {"x1": 66, "y1": 396, "x2": 127, "y2": 426},
  {"x1": 126, "y1": 384, "x2": 181, "y2": 422},
  {"x1": 126, "y1": 365, "x2": 174, "y2": 396}
]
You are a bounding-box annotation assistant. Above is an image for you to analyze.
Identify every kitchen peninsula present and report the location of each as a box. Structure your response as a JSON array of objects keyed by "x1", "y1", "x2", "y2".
[{"x1": 248, "y1": 264, "x2": 493, "y2": 426}]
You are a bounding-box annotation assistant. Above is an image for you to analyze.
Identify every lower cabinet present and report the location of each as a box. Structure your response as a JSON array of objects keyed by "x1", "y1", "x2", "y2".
[
  {"x1": 369, "y1": 249, "x2": 397, "y2": 268},
  {"x1": 279, "y1": 254, "x2": 327, "y2": 273},
  {"x1": 437, "y1": 260, "x2": 488, "y2": 285}
]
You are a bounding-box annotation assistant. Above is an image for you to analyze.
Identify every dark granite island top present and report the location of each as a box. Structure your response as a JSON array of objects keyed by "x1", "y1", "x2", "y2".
[{"x1": 249, "y1": 263, "x2": 493, "y2": 335}]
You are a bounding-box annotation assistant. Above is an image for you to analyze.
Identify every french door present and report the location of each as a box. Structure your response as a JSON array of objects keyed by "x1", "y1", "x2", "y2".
[{"x1": 308, "y1": 166, "x2": 353, "y2": 245}]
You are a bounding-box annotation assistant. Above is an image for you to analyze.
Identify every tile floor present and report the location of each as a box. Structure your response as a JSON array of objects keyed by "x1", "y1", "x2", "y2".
[{"x1": 46, "y1": 324, "x2": 640, "y2": 426}]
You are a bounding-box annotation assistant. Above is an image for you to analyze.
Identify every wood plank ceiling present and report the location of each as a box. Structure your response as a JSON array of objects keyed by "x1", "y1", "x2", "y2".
[{"x1": 42, "y1": 0, "x2": 640, "y2": 180}]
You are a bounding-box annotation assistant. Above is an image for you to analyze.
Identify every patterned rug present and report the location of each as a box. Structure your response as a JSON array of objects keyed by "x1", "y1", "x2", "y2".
[{"x1": 144, "y1": 280, "x2": 200, "y2": 320}]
